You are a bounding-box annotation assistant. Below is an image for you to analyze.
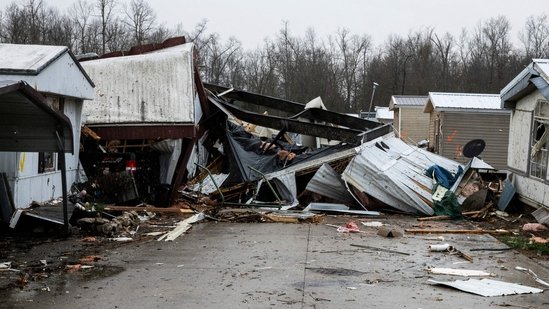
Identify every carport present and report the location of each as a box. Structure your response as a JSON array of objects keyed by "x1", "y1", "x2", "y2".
[{"x1": 0, "y1": 80, "x2": 73, "y2": 232}]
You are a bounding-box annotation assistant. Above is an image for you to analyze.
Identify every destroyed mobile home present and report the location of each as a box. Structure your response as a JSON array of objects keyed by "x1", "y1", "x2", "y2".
[{"x1": 175, "y1": 83, "x2": 508, "y2": 219}]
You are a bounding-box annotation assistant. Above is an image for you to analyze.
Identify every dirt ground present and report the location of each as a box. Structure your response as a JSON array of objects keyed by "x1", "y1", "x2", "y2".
[{"x1": 0, "y1": 205, "x2": 548, "y2": 308}]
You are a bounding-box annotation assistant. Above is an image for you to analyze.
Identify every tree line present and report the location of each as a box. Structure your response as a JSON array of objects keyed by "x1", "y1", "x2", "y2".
[{"x1": 1, "y1": 0, "x2": 549, "y2": 112}]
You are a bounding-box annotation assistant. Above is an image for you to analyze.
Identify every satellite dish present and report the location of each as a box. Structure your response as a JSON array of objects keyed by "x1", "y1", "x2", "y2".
[{"x1": 462, "y1": 139, "x2": 486, "y2": 158}]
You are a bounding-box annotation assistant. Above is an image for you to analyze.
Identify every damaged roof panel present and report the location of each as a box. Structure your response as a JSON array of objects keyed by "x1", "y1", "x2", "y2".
[{"x1": 81, "y1": 43, "x2": 195, "y2": 125}]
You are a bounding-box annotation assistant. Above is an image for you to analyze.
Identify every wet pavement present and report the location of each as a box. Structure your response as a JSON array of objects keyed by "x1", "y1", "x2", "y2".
[{"x1": 2, "y1": 216, "x2": 549, "y2": 308}]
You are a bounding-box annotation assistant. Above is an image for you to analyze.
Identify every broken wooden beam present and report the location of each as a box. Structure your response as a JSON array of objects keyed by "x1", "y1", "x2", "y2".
[{"x1": 405, "y1": 228, "x2": 511, "y2": 235}]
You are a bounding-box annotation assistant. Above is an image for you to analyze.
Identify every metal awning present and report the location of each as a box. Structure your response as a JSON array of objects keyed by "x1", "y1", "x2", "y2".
[
  {"x1": 0, "y1": 80, "x2": 73, "y2": 153},
  {"x1": 0, "y1": 80, "x2": 74, "y2": 232}
]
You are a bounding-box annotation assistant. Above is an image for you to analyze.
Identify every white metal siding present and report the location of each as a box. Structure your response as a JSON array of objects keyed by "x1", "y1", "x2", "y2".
[
  {"x1": 508, "y1": 110, "x2": 532, "y2": 173},
  {"x1": 81, "y1": 44, "x2": 195, "y2": 124},
  {"x1": 514, "y1": 174, "x2": 549, "y2": 208}
]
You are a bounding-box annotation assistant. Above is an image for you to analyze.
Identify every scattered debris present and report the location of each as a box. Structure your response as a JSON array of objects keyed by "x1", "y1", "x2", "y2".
[
  {"x1": 522, "y1": 223, "x2": 547, "y2": 232},
  {"x1": 108, "y1": 237, "x2": 133, "y2": 242},
  {"x1": 429, "y1": 244, "x2": 453, "y2": 252},
  {"x1": 361, "y1": 221, "x2": 384, "y2": 227},
  {"x1": 427, "y1": 268, "x2": 492, "y2": 277},
  {"x1": 157, "y1": 213, "x2": 205, "y2": 241},
  {"x1": 405, "y1": 228, "x2": 511, "y2": 235},
  {"x1": 515, "y1": 266, "x2": 549, "y2": 288},
  {"x1": 428, "y1": 278, "x2": 544, "y2": 297},
  {"x1": 336, "y1": 221, "x2": 361, "y2": 233},
  {"x1": 304, "y1": 203, "x2": 380, "y2": 216},
  {"x1": 376, "y1": 226, "x2": 403, "y2": 238},
  {"x1": 350, "y1": 243, "x2": 410, "y2": 256}
]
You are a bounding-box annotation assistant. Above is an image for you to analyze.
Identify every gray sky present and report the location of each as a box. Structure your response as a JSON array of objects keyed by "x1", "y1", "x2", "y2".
[{"x1": 47, "y1": 0, "x2": 549, "y2": 49}]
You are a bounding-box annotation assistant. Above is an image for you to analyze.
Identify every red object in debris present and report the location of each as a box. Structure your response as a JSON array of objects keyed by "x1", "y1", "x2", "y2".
[
  {"x1": 125, "y1": 159, "x2": 137, "y2": 174},
  {"x1": 337, "y1": 221, "x2": 361, "y2": 233}
]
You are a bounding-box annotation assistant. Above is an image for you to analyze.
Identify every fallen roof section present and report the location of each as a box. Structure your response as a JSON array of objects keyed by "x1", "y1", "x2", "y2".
[
  {"x1": 206, "y1": 84, "x2": 391, "y2": 144},
  {"x1": 342, "y1": 134, "x2": 465, "y2": 215}
]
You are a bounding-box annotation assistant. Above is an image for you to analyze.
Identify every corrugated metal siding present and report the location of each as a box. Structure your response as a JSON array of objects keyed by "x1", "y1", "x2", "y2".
[
  {"x1": 81, "y1": 44, "x2": 195, "y2": 124},
  {"x1": 399, "y1": 107, "x2": 430, "y2": 143},
  {"x1": 439, "y1": 112, "x2": 510, "y2": 169}
]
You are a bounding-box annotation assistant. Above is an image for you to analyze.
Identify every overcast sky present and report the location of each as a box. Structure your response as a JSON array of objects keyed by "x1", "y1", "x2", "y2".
[{"x1": 43, "y1": 0, "x2": 549, "y2": 49}]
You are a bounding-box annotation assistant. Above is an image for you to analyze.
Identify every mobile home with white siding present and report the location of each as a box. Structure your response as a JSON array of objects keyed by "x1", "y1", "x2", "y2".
[
  {"x1": 0, "y1": 44, "x2": 94, "y2": 208},
  {"x1": 501, "y1": 59, "x2": 549, "y2": 209}
]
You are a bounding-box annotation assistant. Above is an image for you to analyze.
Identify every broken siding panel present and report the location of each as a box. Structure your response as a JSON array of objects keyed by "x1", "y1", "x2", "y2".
[
  {"x1": 440, "y1": 112, "x2": 510, "y2": 170},
  {"x1": 508, "y1": 109, "x2": 532, "y2": 173},
  {"x1": 81, "y1": 44, "x2": 194, "y2": 124},
  {"x1": 514, "y1": 174, "x2": 549, "y2": 207},
  {"x1": 400, "y1": 107, "x2": 430, "y2": 143}
]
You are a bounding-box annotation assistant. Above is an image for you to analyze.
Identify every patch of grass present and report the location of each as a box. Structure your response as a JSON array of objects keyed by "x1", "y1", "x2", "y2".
[{"x1": 499, "y1": 235, "x2": 549, "y2": 255}]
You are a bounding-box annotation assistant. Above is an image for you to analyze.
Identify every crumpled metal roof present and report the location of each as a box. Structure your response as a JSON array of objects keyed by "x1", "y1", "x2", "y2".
[
  {"x1": 425, "y1": 92, "x2": 502, "y2": 112},
  {"x1": 342, "y1": 134, "x2": 464, "y2": 215}
]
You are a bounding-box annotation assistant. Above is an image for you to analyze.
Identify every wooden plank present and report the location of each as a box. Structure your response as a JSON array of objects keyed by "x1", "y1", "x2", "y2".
[{"x1": 405, "y1": 228, "x2": 511, "y2": 235}]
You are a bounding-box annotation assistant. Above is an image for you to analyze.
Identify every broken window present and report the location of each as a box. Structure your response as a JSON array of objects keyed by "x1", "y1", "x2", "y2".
[
  {"x1": 38, "y1": 152, "x2": 56, "y2": 174},
  {"x1": 530, "y1": 100, "x2": 549, "y2": 179},
  {"x1": 38, "y1": 96, "x2": 63, "y2": 174}
]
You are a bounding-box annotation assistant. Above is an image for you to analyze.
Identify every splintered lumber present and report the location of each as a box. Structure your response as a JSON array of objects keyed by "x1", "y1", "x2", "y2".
[
  {"x1": 103, "y1": 205, "x2": 194, "y2": 214},
  {"x1": 157, "y1": 213, "x2": 205, "y2": 241},
  {"x1": 405, "y1": 228, "x2": 511, "y2": 235},
  {"x1": 81, "y1": 125, "x2": 101, "y2": 141}
]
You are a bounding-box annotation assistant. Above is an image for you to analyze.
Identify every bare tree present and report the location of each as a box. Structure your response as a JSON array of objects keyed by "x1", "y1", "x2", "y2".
[
  {"x1": 70, "y1": 0, "x2": 94, "y2": 53},
  {"x1": 334, "y1": 28, "x2": 370, "y2": 111},
  {"x1": 96, "y1": 0, "x2": 116, "y2": 54},
  {"x1": 519, "y1": 14, "x2": 549, "y2": 59},
  {"x1": 123, "y1": 0, "x2": 156, "y2": 46}
]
